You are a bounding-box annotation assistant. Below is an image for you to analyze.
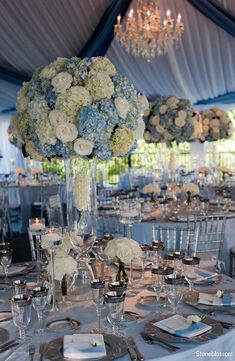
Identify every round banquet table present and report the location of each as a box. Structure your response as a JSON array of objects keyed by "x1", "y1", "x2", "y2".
[{"x1": 0, "y1": 265, "x2": 235, "y2": 360}]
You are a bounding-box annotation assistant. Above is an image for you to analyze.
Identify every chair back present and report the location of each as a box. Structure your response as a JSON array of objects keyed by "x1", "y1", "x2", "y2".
[
  {"x1": 152, "y1": 223, "x2": 196, "y2": 254},
  {"x1": 189, "y1": 215, "x2": 226, "y2": 261}
]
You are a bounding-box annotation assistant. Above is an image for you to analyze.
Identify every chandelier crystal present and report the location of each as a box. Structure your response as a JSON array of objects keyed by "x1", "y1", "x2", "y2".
[{"x1": 114, "y1": 0, "x2": 184, "y2": 60}]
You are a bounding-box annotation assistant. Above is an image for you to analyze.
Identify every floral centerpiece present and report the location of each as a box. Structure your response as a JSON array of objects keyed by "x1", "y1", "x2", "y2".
[
  {"x1": 104, "y1": 237, "x2": 142, "y2": 283},
  {"x1": 144, "y1": 96, "x2": 199, "y2": 145},
  {"x1": 9, "y1": 56, "x2": 147, "y2": 161},
  {"x1": 181, "y1": 183, "x2": 200, "y2": 205},
  {"x1": 199, "y1": 107, "x2": 233, "y2": 142}
]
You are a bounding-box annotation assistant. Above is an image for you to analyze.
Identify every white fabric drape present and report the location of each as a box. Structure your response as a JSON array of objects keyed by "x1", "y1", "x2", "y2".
[{"x1": 0, "y1": 114, "x2": 26, "y2": 174}]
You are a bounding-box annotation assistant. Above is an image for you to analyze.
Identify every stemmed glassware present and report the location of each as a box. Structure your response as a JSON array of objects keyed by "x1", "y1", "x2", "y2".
[
  {"x1": 11, "y1": 294, "x2": 31, "y2": 340},
  {"x1": 167, "y1": 286, "x2": 183, "y2": 313},
  {"x1": 31, "y1": 286, "x2": 48, "y2": 334},
  {"x1": 105, "y1": 291, "x2": 124, "y2": 336},
  {"x1": 183, "y1": 266, "x2": 198, "y2": 293},
  {"x1": 119, "y1": 199, "x2": 141, "y2": 238},
  {"x1": 90, "y1": 279, "x2": 105, "y2": 332},
  {"x1": 151, "y1": 268, "x2": 165, "y2": 305},
  {"x1": 0, "y1": 248, "x2": 13, "y2": 283},
  {"x1": 28, "y1": 218, "x2": 45, "y2": 283}
]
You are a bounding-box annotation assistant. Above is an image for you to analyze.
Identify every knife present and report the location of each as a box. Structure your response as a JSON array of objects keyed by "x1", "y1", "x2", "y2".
[
  {"x1": 128, "y1": 337, "x2": 144, "y2": 361},
  {"x1": 0, "y1": 339, "x2": 18, "y2": 350}
]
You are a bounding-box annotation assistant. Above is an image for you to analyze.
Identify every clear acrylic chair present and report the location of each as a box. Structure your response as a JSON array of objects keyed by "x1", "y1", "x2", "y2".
[
  {"x1": 188, "y1": 215, "x2": 226, "y2": 271},
  {"x1": 152, "y1": 223, "x2": 196, "y2": 255}
]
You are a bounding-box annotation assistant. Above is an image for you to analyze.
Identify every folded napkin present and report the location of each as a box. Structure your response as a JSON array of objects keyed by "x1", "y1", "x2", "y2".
[
  {"x1": 64, "y1": 334, "x2": 106, "y2": 359},
  {"x1": 154, "y1": 314, "x2": 212, "y2": 338},
  {"x1": 198, "y1": 292, "x2": 235, "y2": 306}
]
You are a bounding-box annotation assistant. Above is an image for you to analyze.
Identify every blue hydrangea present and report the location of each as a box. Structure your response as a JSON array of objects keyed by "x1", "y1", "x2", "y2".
[
  {"x1": 44, "y1": 89, "x2": 57, "y2": 109},
  {"x1": 97, "y1": 99, "x2": 119, "y2": 132},
  {"x1": 77, "y1": 105, "x2": 106, "y2": 141},
  {"x1": 112, "y1": 75, "x2": 137, "y2": 102},
  {"x1": 26, "y1": 80, "x2": 42, "y2": 100},
  {"x1": 94, "y1": 142, "x2": 113, "y2": 160}
]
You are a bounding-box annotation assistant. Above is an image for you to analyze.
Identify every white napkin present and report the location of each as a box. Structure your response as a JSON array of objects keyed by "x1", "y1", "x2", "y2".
[
  {"x1": 198, "y1": 292, "x2": 235, "y2": 306},
  {"x1": 154, "y1": 314, "x2": 212, "y2": 338},
  {"x1": 64, "y1": 334, "x2": 106, "y2": 359}
]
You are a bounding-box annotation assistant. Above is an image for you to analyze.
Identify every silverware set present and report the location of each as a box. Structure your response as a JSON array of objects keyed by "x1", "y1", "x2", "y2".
[
  {"x1": 141, "y1": 332, "x2": 180, "y2": 353},
  {"x1": 127, "y1": 336, "x2": 145, "y2": 360}
]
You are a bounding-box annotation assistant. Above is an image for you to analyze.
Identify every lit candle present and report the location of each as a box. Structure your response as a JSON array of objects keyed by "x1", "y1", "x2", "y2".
[
  {"x1": 29, "y1": 218, "x2": 45, "y2": 231},
  {"x1": 117, "y1": 15, "x2": 121, "y2": 25},
  {"x1": 41, "y1": 228, "x2": 61, "y2": 249}
]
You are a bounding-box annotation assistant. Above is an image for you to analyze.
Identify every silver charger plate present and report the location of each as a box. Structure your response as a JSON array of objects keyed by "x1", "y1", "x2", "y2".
[
  {"x1": 0, "y1": 327, "x2": 10, "y2": 345},
  {"x1": 144, "y1": 313, "x2": 223, "y2": 343},
  {"x1": 0, "y1": 311, "x2": 12, "y2": 322},
  {"x1": 136, "y1": 295, "x2": 165, "y2": 310},
  {"x1": 43, "y1": 334, "x2": 127, "y2": 361},
  {"x1": 46, "y1": 318, "x2": 81, "y2": 332}
]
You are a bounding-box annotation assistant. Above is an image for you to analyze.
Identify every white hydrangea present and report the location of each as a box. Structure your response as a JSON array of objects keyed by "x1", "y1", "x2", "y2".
[
  {"x1": 40, "y1": 65, "x2": 57, "y2": 79},
  {"x1": 89, "y1": 57, "x2": 117, "y2": 77},
  {"x1": 181, "y1": 183, "x2": 200, "y2": 195},
  {"x1": 47, "y1": 255, "x2": 77, "y2": 281},
  {"x1": 142, "y1": 183, "x2": 160, "y2": 194},
  {"x1": 36, "y1": 118, "x2": 57, "y2": 145},
  {"x1": 85, "y1": 72, "x2": 114, "y2": 101},
  {"x1": 68, "y1": 86, "x2": 92, "y2": 107},
  {"x1": 49, "y1": 110, "x2": 68, "y2": 127},
  {"x1": 175, "y1": 117, "x2": 186, "y2": 127},
  {"x1": 56, "y1": 123, "x2": 78, "y2": 143},
  {"x1": 104, "y1": 237, "x2": 142, "y2": 263},
  {"x1": 28, "y1": 96, "x2": 49, "y2": 121},
  {"x1": 52, "y1": 72, "x2": 73, "y2": 93},
  {"x1": 114, "y1": 97, "x2": 130, "y2": 119},
  {"x1": 74, "y1": 138, "x2": 94, "y2": 156},
  {"x1": 150, "y1": 115, "x2": 160, "y2": 126}
]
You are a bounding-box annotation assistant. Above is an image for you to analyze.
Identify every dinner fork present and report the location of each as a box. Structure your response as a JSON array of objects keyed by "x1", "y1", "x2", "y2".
[
  {"x1": 140, "y1": 332, "x2": 180, "y2": 352},
  {"x1": 29, "y1": 344, "x2": 36, "y2": 361}
]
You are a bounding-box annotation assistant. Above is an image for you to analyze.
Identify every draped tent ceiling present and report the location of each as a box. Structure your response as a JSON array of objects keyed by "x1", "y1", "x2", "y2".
[{"x1": 1, "y1": 0, "x2": 235, "y2": 114}]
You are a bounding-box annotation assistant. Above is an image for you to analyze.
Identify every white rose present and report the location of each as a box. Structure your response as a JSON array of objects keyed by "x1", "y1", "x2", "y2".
[
  {"x1": 114, "y1": 97, "x2": 130, "y2": 119},
  {"x1": 104, "y1": 238, "x2": 142, "y2": 263},
  {"x1": 135, "y1": 118, "x2": 146, "y2": 139},
  {"x1": 159, "y1": 105, "x2": 168, "y2": 114},
  {"x1": 52, "y1": 72, "x2": 73, "y2": 93},
  {"x1": 178, "y1": 110, "x2": 187, "y2": 120},
  {"x1": 137, "y1": 93, "x2": 150, "y2": 116},
  {"x1": 187, "y1": 315, "x2": 201, "y2": 324},
  {"x1": 40, "y1": 65, "x2": 57, "y2": 79},
  {"x1": 56, "y1": 123, "x2": 78, "y2": 143},
  {"x1": 216, "y1": 289, "x2": 224, "y2": 298},
  {"x1": 150, "y1": 115, "x2": 160, "y2": 126},
  {"x1": 49, "y1": 110, "x2": 68, "y2": 127},
  {"x1": 74, "y1": 138, "x2": 94, "y2": 156},
  {"x1": 47, "y1": 255, "x2": 77, "y2": 281}
]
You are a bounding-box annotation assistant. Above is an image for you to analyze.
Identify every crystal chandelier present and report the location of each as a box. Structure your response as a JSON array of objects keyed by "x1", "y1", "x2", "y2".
[{"x1": 114, "y1": 0, "x2": 184, "y2": 60}]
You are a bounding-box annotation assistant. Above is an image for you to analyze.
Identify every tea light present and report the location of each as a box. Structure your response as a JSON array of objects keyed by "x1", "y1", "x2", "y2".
[
  {"x1": 41, "y1": 228, "x2": 61, "y2": 244},
  {"x1": 29, "y1": 218, "x2": 45, "y2": 231}
]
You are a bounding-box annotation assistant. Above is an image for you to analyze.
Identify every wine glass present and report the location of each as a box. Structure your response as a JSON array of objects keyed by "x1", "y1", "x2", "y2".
[
  {"x1": 11, "y1": 295, "x2": 31, "y2": 340},
  {"x1": 183, "y1": 266, "x2": 198, "y2": 292},
  {"x1": 167, "y1": 286, "x2": 183, "y2": 313},
  {"x1": 0, "y1": 248, "x2": 13, "y2": 282},
  {"x1": 151, "y1": 268, "x2": 165, "y2": 305},
  {"x1": 119, "y1": 199, "x2": 141, "y2": 238},
  {"x1": 90, "y1": 279, "x2": 105, "y2": 332},
  {"x1": 31, "y1": 286, "x2": 48, "y2": 334},
  {"x1": 13, "y1": 280, "x2": 27, "y2": 296},
  {"x1": 105, "y1": 291, "x2": 124, "y2": 336}
]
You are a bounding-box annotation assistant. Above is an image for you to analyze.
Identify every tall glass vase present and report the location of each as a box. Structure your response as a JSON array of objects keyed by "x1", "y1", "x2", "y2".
[{"x1": 64, "y1": 158, "x2": 97, "y2": 301}]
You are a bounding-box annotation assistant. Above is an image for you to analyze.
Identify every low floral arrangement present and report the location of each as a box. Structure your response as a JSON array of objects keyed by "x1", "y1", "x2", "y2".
[
  {"x1": 199, "y1": 107, "x2": 233, "y2": 142},
  {"x1": 104, "y1": 237, "x2": 142, "y2": 264},
  {"x1": 42, "y1": 232, "x2": 77, "y2": 281},
  {"x1": 15, "y1": 167, "x2": 25, "y2": 175},
  {"x1": 142, "y1": 183, "x2": 160, "y2": 194},
  {"x1": 181, "y1": 183, "x2": 200, "y2": 195},
  {"x1": 144, "y1": 96, "x2": 199, "y2": 144},
  {"x1": 9, "y1": 56, "x2": 148, "y2": 161}
]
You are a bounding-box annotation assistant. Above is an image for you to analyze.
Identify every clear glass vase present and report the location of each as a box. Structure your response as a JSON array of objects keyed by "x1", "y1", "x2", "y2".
[{"x1": 64, "y1": 158, "x2": 97, "y2": 301}]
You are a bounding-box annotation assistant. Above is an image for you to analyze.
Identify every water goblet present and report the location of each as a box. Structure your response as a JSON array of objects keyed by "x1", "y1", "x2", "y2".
[
  {"x1": 104, "y1": 291, "x2": 124, "y2": 336},
  {"x1": 90, "y1": 279, "x2": 105, "y2": 332},
  {"x1": 183, "y1": 266, "x2": 198, "y2": 292},
  {"x1": 151, "y1": 267, "x2": 165, "y2": 305},
  {"x1": 31, "y1": 286, "x2": 48, "y2": 334},
  {"x1": 11, "y1": 294, "x2": 31, "y2": 340},
  {"x1": 167, "y1": 286, "x2": 183, "y2": 313},
  {"x1": 119, "y1": 199, "x2": 141, "y2": 238},
  {"x1": 0, "y1": 248, "x2": 13, "y2": 282},
  {"x1": 13, "y1": 280, "x2": 27, "y2": 296},
  {"x1": 108, "y1": 281, "x2": 127, "y2": 324}
]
